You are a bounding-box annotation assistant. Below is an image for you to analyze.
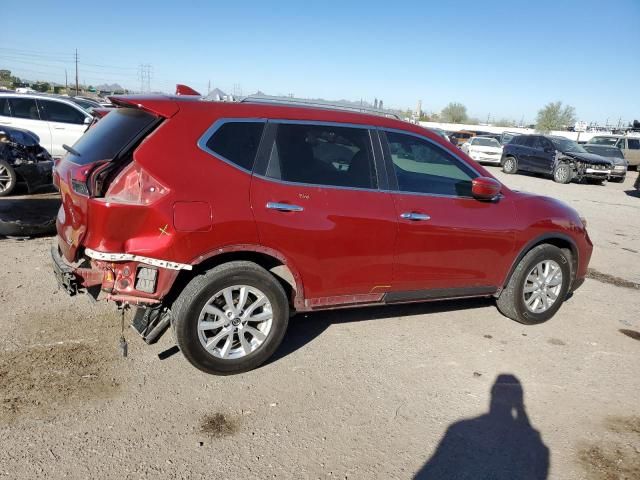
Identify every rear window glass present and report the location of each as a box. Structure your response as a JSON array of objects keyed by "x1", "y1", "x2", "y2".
[
  {"x1": 205, "y1": 121, "x2": 265, "y2": 171},
  {"x1": 66, "y1": 108, "x2": 157, "y2": 165}
]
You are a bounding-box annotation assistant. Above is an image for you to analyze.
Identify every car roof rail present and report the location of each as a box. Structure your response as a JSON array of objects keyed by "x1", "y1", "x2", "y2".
[{"x1": 238, "y1": 95, "x2": 402, "y2": 120}]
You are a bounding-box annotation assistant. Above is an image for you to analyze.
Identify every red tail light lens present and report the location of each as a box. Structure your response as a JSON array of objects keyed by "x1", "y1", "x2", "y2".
[{"x1": 105, "y1": 163, "x2": 168, "y2": 205}]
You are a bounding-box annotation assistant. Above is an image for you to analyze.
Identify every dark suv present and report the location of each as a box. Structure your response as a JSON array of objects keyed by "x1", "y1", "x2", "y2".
[
  {"x1": 501, "y1": 135, "x2": 612, "y2": 184},
  {"x1": 52, "y1": 93, "x2": 593, "y2": 375}
]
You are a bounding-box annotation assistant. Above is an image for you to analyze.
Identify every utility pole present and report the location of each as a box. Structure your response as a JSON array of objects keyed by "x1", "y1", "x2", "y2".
[
  {"x1": 65, "y1": 69, "x2": 68, "y2": 91},
  {"x1": 207, "y1": 80, "x2": 211, "y2": 95},
  {"x1": 74, "y1": 49, "x2": 79, "y2": 95}
]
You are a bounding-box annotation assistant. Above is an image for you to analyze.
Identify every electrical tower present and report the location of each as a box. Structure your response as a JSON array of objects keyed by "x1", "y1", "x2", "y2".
[{"x1": 138, "y1": 64, "x2": 152, "y2": 93}]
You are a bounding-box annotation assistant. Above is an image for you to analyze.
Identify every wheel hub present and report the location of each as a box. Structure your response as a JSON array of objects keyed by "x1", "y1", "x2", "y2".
[
  {"x1": 196, "y1": 285, "x2": 274, "y2": 360},
  {"x1": 522, "y1": 260, "x2": 563, "y2": 314}
]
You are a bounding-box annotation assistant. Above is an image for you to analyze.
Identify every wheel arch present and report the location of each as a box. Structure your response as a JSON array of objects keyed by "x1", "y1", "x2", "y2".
[
  {"x1": 501, "y1": 233, "x2": 578, "y2": 293},
  {"x1": 167, "y1": 245, "x2": 305, "y2": 311}
]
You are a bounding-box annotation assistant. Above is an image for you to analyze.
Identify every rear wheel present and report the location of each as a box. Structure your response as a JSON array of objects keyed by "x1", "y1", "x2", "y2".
[
  {"x1": 497, "y1": 244, "x2": 571, "y2": 325},
  {"x1": 609, "y1": 177, "x2": 625, "y2": 183},
  {"x1": 0, "y1": 160, "x2": 17, "y2": 197},
  {"x1": 502, "y1": 156, "x2": 517, "y2": 174},
  {"x1": 553, "y1": 163, "x2": 572, "y2": 184},
  {"x1": 172, "y1": 261, "x2": 289, "y2": 375}
]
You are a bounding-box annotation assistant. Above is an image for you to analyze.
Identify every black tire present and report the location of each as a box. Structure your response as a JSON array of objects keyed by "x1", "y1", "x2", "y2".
[
  {"x1": 172, "y1": 261, "x2": 289, "y2": 375},
  {"x1": 553, "y1": 163, "x2": 572, "y2": 184},
  {"x1": 0, "y1": 160, "x2": 17, "y2": 197},
  {"x1": 609, "y1": 177, "x2": 625, "y2": 183},
  {"x1": 502, "y1": 156, "x2": 518, "y2": 174},
  {"x1": 496, "y1": 244, "x2": 571, "y2": 325}
]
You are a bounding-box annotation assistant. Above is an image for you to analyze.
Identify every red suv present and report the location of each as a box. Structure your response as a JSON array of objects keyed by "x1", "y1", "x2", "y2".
[{"x1": 52, "y1": 94, "x2": 593, "y2": 375}]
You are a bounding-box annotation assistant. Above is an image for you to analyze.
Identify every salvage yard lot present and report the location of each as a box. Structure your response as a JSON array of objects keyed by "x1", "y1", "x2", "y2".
[{"x1": 1, "y1": 169, "x2": 639, "y2": 479}]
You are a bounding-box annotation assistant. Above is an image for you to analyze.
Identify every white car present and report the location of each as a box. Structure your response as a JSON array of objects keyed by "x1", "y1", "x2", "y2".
[
  {"x1": 461, "y1": 136, "x2": 504, "y2": 164},
  {"x1": 0, "y1": 93, "x2": 92, "y2": 157}
]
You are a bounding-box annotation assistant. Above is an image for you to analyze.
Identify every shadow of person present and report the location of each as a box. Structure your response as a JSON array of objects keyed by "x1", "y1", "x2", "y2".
[{"x1": 414, "y1": 374, "x2": 549, "y2": 480}]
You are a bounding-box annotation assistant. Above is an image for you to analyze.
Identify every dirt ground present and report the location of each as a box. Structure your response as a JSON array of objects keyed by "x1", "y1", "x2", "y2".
[{"x1": 0, "y1": 168, "x2": 638, "y2": 479}]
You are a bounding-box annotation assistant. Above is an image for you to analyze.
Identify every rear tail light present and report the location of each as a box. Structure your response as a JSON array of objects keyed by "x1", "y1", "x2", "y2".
[
  {"x1": 105, "y1": 163, "x2": 169, "y2": 205},
  {"x1": 70, "y1": 165, "x2": 93, "y2": 196}
]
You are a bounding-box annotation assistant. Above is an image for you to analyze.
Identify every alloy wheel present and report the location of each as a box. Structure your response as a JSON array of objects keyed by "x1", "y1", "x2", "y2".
[
  {"x1": 0, "y1": 164, "x2": 11, "y2": 193},
  {"x1": 197, "y1": 285, "x2": 273, "y2": 359},
  {"x1": 504, "y1": 158, "x2": 515, "y2": 173},
  {"x1": 522, "y1": 260, "x2": 563, "y2": 314},
  {"x1": 555, "y1": 166, "x2": 569, "y2": 183}
]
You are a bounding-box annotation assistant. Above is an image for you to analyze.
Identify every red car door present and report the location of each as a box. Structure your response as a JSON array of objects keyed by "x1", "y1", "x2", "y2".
[
  {"x1": 381, "y1": 130, "x2": 516, "y2": 296},
  {"x1": 251, "y1": 122, "x2": 397, "y2": 306}
]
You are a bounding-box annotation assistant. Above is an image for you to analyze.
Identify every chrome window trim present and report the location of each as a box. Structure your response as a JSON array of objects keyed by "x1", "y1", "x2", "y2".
[
  {"x1": 252, "y1": 172, "x2": 384, "y2": 194},
  {"x1": 197, "y1": 118, "x2": 268, "y2": 174}
]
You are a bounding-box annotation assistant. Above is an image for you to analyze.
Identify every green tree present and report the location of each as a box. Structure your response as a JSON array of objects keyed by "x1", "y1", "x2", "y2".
[
  {"x1": 32, "y1": 81, "x2": 51, "y2": 92},
  {"x1": 536, "y1": 101, "x2": 576, "y2": 132},
  {"x1": 440, "y1": 102, "x2": 468, "y2": 123}
]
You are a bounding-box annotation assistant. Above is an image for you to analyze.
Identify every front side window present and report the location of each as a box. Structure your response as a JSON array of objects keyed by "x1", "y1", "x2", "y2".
[
  {"x1": 386, "y1": 131, "x2": 475, "y2": 197},
  {"x1": 266, "y1": 123, "x2": 377, "y2": 189},
  {"x1": 38, "y1": 100, "x2": 87, "y2": 124},
  {"x1": 205, "y1": 121, "x2": 265, "y2": 171},
  {"x1": 8, "y1": 98, "x2": 39, "y2": 120}
]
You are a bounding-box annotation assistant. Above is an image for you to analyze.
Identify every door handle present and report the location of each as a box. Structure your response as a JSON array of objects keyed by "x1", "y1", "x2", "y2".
[
  {"x1": 400, "y1": 212, "x2": 431, "y2": 221},
  {"x1": 266, "y1": 202, "x2": 304, "y2": 212},
  {"x1": 0, "y1": 121, "x2": 11, "y2": 125},
  {"x1": 53, "y1": 126, "x2": 65, "y2": 130}
]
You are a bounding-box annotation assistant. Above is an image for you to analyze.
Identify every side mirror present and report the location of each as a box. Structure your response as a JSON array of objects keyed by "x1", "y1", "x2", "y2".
[
  {"x1": 472, "y1": 176, "x2": 502, "y2": 201},
  {"x1": 84, "y1": 116, "x2": 93, "y2": 125}
]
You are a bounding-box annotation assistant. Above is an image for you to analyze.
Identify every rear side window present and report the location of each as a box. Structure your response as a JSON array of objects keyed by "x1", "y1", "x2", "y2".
[
  {"x1": 386, "y1": 131, "x2": 475, "y2": 197},
  {"x1": 204, "y1": 121, "x2": 264, "y2": 171},
  {"x1": 265, "y1": 123, "x2": 377, "y2": 189},
  {"x1": 628, "y1": 139, "x2": 640, "y2": 150},
  {"x1": 38, "y1": 99, "x2": 87, "y2": 124},
  {"x1": 65, "y1": 108, "x2": 157, "y2": 165},
  {"x1": 8, "y1": 98, "x2": 39, "y2": 120}
]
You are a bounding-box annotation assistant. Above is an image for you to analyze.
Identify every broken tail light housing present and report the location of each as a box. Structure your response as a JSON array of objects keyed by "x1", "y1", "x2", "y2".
[{"x1": 105, "y1": 163, "x2": 169, "y2": 205}]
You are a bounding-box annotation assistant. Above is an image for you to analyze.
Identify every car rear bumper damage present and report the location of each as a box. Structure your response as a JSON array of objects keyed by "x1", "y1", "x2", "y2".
[{"x1": 51, "y1": 240, "x2": 184, "y2": 305}]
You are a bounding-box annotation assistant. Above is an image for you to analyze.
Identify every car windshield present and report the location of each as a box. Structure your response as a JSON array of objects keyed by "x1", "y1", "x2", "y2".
[
  {"x1": 589, "y1": 136, "x2": 618, "y2": 146},
  {"x1": 549, "y1": 137, "x2": 587, "y2": 153},
  {"x1": 473, "y1": 137, "x2": 500, "y2": 147}
]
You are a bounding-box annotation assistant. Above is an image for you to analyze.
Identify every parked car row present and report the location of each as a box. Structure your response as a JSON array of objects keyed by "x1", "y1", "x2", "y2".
[
  {"x1": 444, "y1": 127, "x2": 637, "y2": 186},
  {"x1": 501, "y1": 135, "x2": 613, "y2": 184},
  {"x1": 0, "y1": 92, "x2": 95, "y2": 158}
]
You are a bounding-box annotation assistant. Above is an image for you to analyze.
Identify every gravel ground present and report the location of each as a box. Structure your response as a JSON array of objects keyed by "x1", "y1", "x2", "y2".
[{"x1": 0, "y1": 168, "x2": 638, "y2": 479}]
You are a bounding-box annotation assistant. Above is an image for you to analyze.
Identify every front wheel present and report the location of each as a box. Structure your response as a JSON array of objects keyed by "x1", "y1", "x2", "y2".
[
  {"x1": 553, "y1": 163, "x2": 572, "y2": 184},
  {"x1": 502, "y1": 156, "x2": 518, "y2": 174},
  {"x1": 0, "y1": 160, "x2": 17, "y2": 197},
  {"x1": 497, "y1": 244, "x2": 571, "y2": 325},
  {"x1": 172, "y1": 261, "x2": 289, "y2": 375}
]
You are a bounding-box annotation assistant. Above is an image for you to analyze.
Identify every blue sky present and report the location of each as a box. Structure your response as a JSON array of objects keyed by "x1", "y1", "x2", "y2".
[{"x1": 2, "y1": 0, "x2": 638, "y2": 124}]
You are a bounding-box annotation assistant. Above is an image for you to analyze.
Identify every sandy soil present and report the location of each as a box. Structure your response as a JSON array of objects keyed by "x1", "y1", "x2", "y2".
[{"x1": 0, "y1": 169, "x2": 638, "y2": 479}]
